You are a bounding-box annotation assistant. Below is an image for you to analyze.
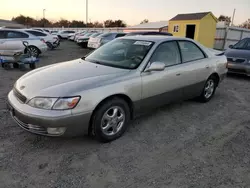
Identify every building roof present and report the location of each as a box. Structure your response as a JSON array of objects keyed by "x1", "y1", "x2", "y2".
[
  {"x1": 170, "y1": 12, "x2": 211, "y2": 21},
  {"x1": 0, "y1": 19, "x2": 25, "y2": 28},
  {"x1": 128, "y1": 21, "x2": 169, "y2": 29}
]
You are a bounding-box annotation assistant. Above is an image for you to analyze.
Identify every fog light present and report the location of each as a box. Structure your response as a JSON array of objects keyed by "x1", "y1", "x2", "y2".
[{"x1": 47, "y1": 127, "x2": 66, "y2": 135}]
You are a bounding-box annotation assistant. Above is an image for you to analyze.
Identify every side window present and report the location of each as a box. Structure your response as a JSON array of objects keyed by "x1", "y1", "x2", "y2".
[
  {"x1": 26, "y1": 30, "x2": 47, "y2": 36},
  {"x1": 0, "y1": 31, "x2": 5, "y2": 39},
  {"x1": 150, "y1": 41, "x2": 181, "y2": 67},
  {"x1": 6, "y1": 31, "x2": 29, "y2": 39},
  {"x1": 178, "y1": 41, "x2": 205, "y2": 62}
]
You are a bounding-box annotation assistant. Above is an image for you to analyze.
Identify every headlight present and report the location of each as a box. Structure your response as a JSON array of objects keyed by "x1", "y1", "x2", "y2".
[
  {"x1": 28, "y1": 97, "x2": 57, "y2": 110},
  {"x1": 52, "y1": 97, "x2": 80, "y2": 110},
  {"x1": 248, "y1": 60, "x2": 250, "y2": 63},
  {"x1": 27, "y1": 96, "x2": 80, "y2": 110}
]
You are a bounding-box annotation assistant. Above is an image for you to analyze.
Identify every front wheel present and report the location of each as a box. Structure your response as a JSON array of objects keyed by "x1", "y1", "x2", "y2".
[
  {"x1": 91, "y1": 98, "x2": 131, "y2": 142},
  {"x1": 199, "y1": 76, "x2": 217, "y2": 102}
]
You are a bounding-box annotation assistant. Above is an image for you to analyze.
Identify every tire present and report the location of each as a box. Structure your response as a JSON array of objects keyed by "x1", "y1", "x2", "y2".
[
  {"x1": 199, "y1": 76, "x2": 217, "y2": 102},
  {"x1": 26, "y1": 46, "x2": 40, "y2": 58},
  {"x1": 46, "y1": 42, "x2": 54, "y2": 50},
  {"x1": 2, "y1": 63, "x2": 11, "y2": 70},
  {"x1": 13, "y1": 63, "x2": 19, "y2": 68},
  {"x1": 29, "y1": 63, "x2": 36, "y2": 69},
  {"x1": 91, "y1": 98, "x2": 131, "y2": 142}
]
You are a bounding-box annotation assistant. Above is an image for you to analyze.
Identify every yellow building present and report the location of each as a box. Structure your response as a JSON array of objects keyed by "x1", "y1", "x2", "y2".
[{"x1": 169, "y1": 12, "x2": 218, "y2": 48}]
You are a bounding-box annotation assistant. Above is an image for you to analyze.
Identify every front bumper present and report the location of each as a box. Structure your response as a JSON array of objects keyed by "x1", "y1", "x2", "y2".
[
  {"x1": 227, "y1": 62, "x2": 250, "y2": 76},
  {"x1": 7, "y1": 90, "x2": 92, "y2": 137}
]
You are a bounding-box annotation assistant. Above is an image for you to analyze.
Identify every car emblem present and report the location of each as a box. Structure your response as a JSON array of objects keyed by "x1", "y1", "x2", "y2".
[
  {"x1": 232, "y1": 58, "x2": 236, "y2": 62},
  {"x1": 20, "y1": 86, "x2": 25, "y2": 90}
]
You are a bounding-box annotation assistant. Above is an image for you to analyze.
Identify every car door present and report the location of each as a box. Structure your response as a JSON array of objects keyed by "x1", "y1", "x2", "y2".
[
  {"x1": 0, "y1": 30, "x2": 7, "y2": 54},
  {"x1": 5, "y1": 31, "x2": 29, "y2": 55},
  {"x1": 177, "y1": 40, "x2": 209, "y2": 99},
  {"x1": 140, "y1": 41, "x2": 185, "y2": 112}
]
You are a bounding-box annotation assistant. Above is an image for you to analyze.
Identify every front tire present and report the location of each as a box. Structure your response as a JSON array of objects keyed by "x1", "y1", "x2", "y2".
[
  {"x1": 91, "y1": 98, "x2": 131, "y2": 142},
  {"x1": 199, "y1": 76, "x2": 217, "y2": 102}
]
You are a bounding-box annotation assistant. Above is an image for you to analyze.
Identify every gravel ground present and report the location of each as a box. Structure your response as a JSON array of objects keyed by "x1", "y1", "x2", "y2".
[{"x1": 1, "y1": 41, "x2": 250, "y2": 188}]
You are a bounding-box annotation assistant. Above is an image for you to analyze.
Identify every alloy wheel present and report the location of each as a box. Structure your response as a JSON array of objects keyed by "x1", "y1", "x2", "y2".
[
  {"x1": 101, "y1": 106, "x2": 125, "y2": 136},
  {"x1": 204, "y1": 79, "x2": 215, "y2": 99}
]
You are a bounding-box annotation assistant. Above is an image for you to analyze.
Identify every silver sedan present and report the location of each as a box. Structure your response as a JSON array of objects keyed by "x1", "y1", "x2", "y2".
[{"x1": 7, "y1": 36, "x2": 227, "y2": 142}]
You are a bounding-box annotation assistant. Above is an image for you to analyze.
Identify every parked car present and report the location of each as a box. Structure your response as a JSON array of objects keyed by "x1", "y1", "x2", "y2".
[
  {"x1": 87, "y1": 32, "x2": 126, "y2": 49},
  {"x1": 57, "y1": 30, "x2": 76, "y2": 39},
  {"x1": 74, "y1": 31, "x2": 96, "y2": 42},
  {"x1": 7, "y1": 36, "x2": 227, "y2": 142},
  {"x1": 77, "y1": 33, "x2": 102, "y2": 48},
  {"x1": 23, "y1": 29, "x2": 60, "y2": 49},
  {"x1": 225, "y1": 38, "x2": 250, "y2": 76},
  {"x1": 0, "y1": 29, "x2": 47, "y2": 57},
  {"x1": 126, "y1": 31, "x2": 173, "y2": 36},
  {"x1": 51, "y1": 31, "x2": 59, "y2": 35},
  {"x1": 33, "y1": 28, "x2": 51, "y2": 34}
]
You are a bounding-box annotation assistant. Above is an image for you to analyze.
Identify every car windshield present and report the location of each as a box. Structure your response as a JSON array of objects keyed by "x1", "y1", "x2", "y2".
[
  {"x1": 233, "y1": 38, "x2": 250, "y2": 50},
  {"x1": 83, "y1": 33, "x2": 93, "y2": 37},
  {"x1": 85, "y1": 39, "x2": 154, "y2": 69},
  {"x1": 99, "y1": 33, "x2": 112, "y2": 38},
  {"x1": 91, "y1": 33, "x2": 101, "y2": 37}
]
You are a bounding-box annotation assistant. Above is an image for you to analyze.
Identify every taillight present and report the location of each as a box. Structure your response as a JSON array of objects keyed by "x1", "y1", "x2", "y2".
[{"x1": 40, "y1": 39, "x2": 46, "y2": 43}]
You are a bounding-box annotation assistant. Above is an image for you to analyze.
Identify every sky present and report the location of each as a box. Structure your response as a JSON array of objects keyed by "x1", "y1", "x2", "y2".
[{"x1": 1, "y1": 0, "x2": 250, "y2": 26}]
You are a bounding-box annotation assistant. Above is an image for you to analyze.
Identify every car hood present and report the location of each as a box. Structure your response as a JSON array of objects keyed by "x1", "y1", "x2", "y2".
[
  {"x1": 224, "y1": 49, "x2": 250, "y2": 59},
  {"x1": 15, "y1": 59, "x2": 130, "y2": 98}
]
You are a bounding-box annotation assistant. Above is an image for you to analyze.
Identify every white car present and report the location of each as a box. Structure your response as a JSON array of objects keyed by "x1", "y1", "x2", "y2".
[
  {"x1": 33, "y1": 28, "x2": 51, "y2": 34},
  {"x1": 0, "y1": 29, "x2": 47, "y2": 57},
  {"x1": 22, "y1": 29, "x2": 60, "y2": 49},
  {"x1": 57, "y1": 30, "x2": 76, "y2": 39}
]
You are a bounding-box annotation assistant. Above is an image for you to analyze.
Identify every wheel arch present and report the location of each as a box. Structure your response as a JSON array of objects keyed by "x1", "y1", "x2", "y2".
[
  {"x1": 88, "y1": 94, "x2": 134, "y2": 134},
  {"x1": 209, "y1": 72, "x2": 220, "y2": 86}
]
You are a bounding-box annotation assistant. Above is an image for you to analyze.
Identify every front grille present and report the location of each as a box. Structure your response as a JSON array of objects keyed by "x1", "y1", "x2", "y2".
[
  {"x1": 227, "y1": 57, "x2": 246, "y2": 63},
  {"x1": 13, "y1": 87, "x2": 27, "y2": 103}
]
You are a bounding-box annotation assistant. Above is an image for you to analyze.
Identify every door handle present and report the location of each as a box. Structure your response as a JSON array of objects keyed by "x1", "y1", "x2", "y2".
[
  {"x1": 176, "y1": 73, "x2": 181, "y2": 76},
  {"x1": 205, "y1": 65, "x2": 210, "y2": 69}
]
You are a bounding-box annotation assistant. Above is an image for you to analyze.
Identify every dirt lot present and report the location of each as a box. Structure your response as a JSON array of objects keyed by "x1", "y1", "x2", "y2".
[{"x1": 1, "y1": 41, "x2": 250, "y2": 188}]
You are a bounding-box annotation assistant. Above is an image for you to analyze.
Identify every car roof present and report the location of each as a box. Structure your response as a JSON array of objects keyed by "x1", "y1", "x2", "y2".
[{"x1": 121, "y1": 35, "x2": 189, "y2": 42}]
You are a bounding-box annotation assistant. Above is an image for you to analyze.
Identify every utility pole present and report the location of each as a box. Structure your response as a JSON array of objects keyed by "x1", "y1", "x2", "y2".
[
  {"x1": 43, "y1": 9, "x2": 46, "y2": 28},
  {"x1": 231, "y1": 8, "x2": 236, "y2": 26},
  {"x1": 86, "y1": 0, "x2": 88, "y2": 26}
]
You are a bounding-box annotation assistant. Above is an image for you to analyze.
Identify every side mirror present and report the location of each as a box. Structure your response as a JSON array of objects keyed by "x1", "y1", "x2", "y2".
[
  {"x1": 145, "y1": 62, "x2": 165, "y2": 72},
  {"x1": 229, "y1": 45, "x2": 234, "y2": 49}
]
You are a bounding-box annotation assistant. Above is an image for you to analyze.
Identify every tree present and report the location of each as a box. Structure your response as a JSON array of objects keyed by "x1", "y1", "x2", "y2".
[
  {"x1": 140, "y1": 19, "x2": 149, "y2": 24},
  {"x1": 104, "y1": 19, "x2": 126, "y2": 27},
  {"x1": 93, "y1": 21, "x2": 103, "y2": 28},
  {"x1": 240, "y1": 19, "x2": 250, "y2": 29},
  {"x1": 218, "y1": 15, "x2": 231, "y2": 25}
]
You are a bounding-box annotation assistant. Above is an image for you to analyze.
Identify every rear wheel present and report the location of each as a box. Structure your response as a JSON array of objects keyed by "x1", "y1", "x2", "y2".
[
  {"x1": 26, "y1": 46, "x2": 40, "y2": 58},
  {"x1": 91, "y1": 98, "x2": 131, "y2": 142},
  {"x1": 46, "y1": 42, "x2": 54, "y2": 50},
  {"x1": 199, "y1": 76, "x2": 217, "y2": 102}
]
